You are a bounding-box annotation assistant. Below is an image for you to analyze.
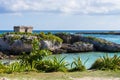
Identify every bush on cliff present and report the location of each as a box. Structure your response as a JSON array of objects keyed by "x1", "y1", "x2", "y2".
[
  {"x1": 86, "y1": 36, "x2": 112, "y2": 45},
  {"x1": 8, "y1": 35, "x2": 21, "y2": 45},
  {"x1": 39, "y1": 32, "x2": 63, "y2": 43},
  {"x1": 19, "y1": 38, "x2": 52, "y2": 70},
  {"x1": 10, "y1": 32, "x2": 32, "y2": 35},
  {"x1": 0, "y1": 34, "x2": 3, "y2": 38}
]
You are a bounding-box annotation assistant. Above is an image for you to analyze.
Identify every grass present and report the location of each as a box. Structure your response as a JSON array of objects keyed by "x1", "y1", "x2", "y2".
[
  {"x1": 35, "y1": 56, "x2": 69, "y2": 72},
  {"x1": 0, "y1": 70, "x2": 120, "y2": 80},
  {"x1": 70, "y1": 57, "x2": 87, "y2": 72},
  {"x1": 90, "y1": 54, "x2": 120, "y2": 70}
]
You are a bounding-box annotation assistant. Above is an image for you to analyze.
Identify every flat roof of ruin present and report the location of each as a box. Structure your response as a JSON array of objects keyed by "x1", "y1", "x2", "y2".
[{"x1": 14, "y1": 26, "x2": 33, "y2": 29}]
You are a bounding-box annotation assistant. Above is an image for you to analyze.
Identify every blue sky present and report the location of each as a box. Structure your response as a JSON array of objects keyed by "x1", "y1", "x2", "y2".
[{"x1": 0, "y1": 0, "x2": 120, "y2": 30}]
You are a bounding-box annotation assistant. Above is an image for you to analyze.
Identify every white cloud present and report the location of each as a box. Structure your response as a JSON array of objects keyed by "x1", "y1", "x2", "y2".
[{"x1": 0, "y1": 0, "x2": 120, "y2": 15}]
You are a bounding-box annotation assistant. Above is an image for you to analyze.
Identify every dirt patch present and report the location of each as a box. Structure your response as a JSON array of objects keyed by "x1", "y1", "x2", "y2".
[{"x1": 71, "y1": 77, "x2": 120, "y2": 80}]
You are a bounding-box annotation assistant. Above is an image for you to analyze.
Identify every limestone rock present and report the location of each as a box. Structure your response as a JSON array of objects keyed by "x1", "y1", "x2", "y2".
[
  {"x1": 79, "y1": 36, "x2": 120, "y2": 52},
  {"x1": 40, "y1": 40, "x2": 62, "y2": 51},
  {"x1": 61, "y1": 42, "x2": 94, "y2": 53}
]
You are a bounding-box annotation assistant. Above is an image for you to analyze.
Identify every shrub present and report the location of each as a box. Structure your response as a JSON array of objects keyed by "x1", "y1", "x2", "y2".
[
  {"x1": 35, "y1": 56, "x2": 69, "y2": 72},
  {"x1": 0, "y1": 62, "x2": 8, "y2": 73},
  {"x1": 6, "y1": 62, "x2": 32, "y2": 73},
  {"x1": 90, "y1": 54, "x2": 120, "y2": 70},
  {"x1": 70, "y1": 57, "x2": 87, "y2": 72},
  {"x1": 39, "y1": 32, "x2": 63, "y2": 43},
  {"x1": 8, "y1": 35, "x2": 21, "y2": 45},
  {"x1": 19, "y1": 39, "x2": 52, "y2": 69},
  {"x1": 86, "y1": 36, "x2": 112, "y2": 44},
  {"x1": 10, "y1": 32, "x2": 32, "y2": 35},
  {"x1": 0, "y1": 34, "x2": 3, "y2": 38}
]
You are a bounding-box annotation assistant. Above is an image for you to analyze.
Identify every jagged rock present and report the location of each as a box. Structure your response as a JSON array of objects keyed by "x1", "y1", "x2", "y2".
[
  {"x1": 0, "y1": 38, "x2": 10, "y2": 51},
  {"x1": 55, "y1": 33, "x2": 81, "y2": 44},
  {"x1": 10, "y1": 40, "x2": 32, "y2": 54},
  {"x1": 61, "y1": 42, "x2": 94, "y2": 53},
  {"x1": 0, "y1": 52, "x2": 4, "y2": 59},
  {"x1": 52, "y1": 49, "x2": 67, "y2": 54},
  {"x1": 79, "y1": 36, "x2": 120, "y2": 52},
  {"x1": 55, "y1": 33, "x2": 72, "y2": 43},
  {"x1": 1, "y1": 33, "x2": 120, "y2": 55},
  {"x1": 56, "y1": 33, "x2": 120, "y2": 52},
  {"x1": 40, "y1": 40, "x2": 62, "y2": 51}
]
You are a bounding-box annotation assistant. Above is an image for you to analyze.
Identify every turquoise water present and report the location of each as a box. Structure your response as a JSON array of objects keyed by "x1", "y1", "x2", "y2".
[
  {"x1": 0, "y1": 30, "x2": 120, "y2": 69},
  {"x1": 52, "y1": 52, "x2": 120, "y2": 69},
  {"x1": 53, "y1": 34, "x2": 120, "y2": 69},
  {"x1": 82, "y1": 34, "x2": 120, "y2": 44}
]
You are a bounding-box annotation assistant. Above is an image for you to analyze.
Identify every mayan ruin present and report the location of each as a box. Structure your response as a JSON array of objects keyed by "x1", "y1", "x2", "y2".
[{"x1": 14, "y1": 26, "x2": 33, "y2": 33}]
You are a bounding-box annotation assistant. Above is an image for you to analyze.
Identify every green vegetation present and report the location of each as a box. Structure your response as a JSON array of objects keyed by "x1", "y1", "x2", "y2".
[
  {"x1": 90, "y1": 54, "x2": 120, "y2": 70},
  {"x1": 0, "y1": 56, "x2": 87, "y2": 73},
  {"x1": 0, "y1": 53, "x2": 120, "y2": 74},
  {"x1": 6, "y1": 62, "x2": 29, "y2": 73},
  {"x1": 0, "y1": 62, "x2": 7, "y2": 73},
  {"x1": 55, "y1": 32, "x2": 70, "y2": 35},
  {"x1": 19, "y1": 39, "x2": 52, "y2": 70},
  {"x1": 8, "y1": 35, "x2": 21, "y2": 44},
  {"x1": 1, "y1": 32, "x2": 120, "y2": 75},
  {"x1": 35, "y1": 56, "x2": 69, "y2": 72},
  {"x1": 39, "y1": 32, "x2": 63, "y2": 43},
  {"x1": 73, "y1": 41, "x2": 91, "y2": 45},
  {"x1": 0, "y1": 34, "x2": 3, "y2": 38},
  {"x1": 5, "y1": 32, "x2": 63, "y2": 44},
  {"x1": 10, "y1": 32, "x2": 32, "y2": 35},
  {"x1": 70, "y1": 57, "x2": 87, "y2": 72},
  {"x1": 86, "y1": 36, "x2": 112, "y2": 44},
  {"x1": 0, "y1": 38, "x2": 53, "y2": 74}
]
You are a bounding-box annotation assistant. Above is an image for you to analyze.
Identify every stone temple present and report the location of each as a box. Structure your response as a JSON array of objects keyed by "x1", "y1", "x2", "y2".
[{"x1": 14, "y1": 26, "x2": 33, "y2": 33}]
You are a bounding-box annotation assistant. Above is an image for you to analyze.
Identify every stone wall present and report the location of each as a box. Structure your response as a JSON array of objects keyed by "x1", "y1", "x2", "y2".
[{"x1": 14, "y1": 26, "x2": 33, "y2": 33}]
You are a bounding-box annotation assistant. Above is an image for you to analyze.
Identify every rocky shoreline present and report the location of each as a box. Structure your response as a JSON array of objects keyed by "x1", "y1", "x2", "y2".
[
  {"x1": 55, "y1": 33, "x2": 120, "y2": 52},
  {"x1": 0, "y1": 32, "x2": 120, "y2": 57}
]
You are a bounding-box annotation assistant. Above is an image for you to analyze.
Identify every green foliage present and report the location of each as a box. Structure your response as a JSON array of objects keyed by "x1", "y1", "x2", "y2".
[
  {"x1": 39, "y1": 32, "x2": 63, "y2": 43},
  {"x1": 6, "y1": 62, "x2": 32, "y2": 73},
  {"x1": 20, "y1": 39, "x2": 52, "y2": 69},
  {"x1": 0, "y1": 62, "x2": 8, "y2": 73},
  {"x1": 47, "y1": 32, "x2": 52, "y2": 35},
  {"x1": 49, "y1": 56, "x2": 69, "y2": 72},
  {"x1": 8, "y1": 35, "x2": 21, "y2": 45},
  {"x1": 86, "y1": 36, "x2": 112, "y2": 44},
  {"x1": 56, "y1": 32, "x2": 69, "y2": 35},
  {"x1": 70, "y1": 57, "x2": 87, "y2": 72},
  {"x1": 10, "y1": 32, "x2": 32, "y2": 35},
  {"x1": 0, "y1": 34, "x2": 3, "y2": 37},
  {"x1": 90, "y1": 54, "x2": 120, "y2": 71},
  {"x1": 35, "y1": 56, "x2": 69, "y2": 72},
  {"x1": 73, "y1": 41, "x2": 91, "y2": 45}
]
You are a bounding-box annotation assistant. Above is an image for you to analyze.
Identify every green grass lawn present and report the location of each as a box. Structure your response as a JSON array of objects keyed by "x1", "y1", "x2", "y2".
[{"x1": 0, "y1": 70, "x2": 120, "y2": 80}]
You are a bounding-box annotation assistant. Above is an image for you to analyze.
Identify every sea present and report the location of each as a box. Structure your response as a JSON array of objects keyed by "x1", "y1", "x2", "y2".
[
  {"x1": 1, "y1": 30, "x2": 120, "y2": 69},
  {"x1": 1, "y1": 30, "x2": 120, "y2": 34}
]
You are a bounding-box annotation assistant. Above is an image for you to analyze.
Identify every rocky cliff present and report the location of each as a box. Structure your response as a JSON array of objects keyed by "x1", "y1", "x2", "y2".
[
  {"x1": 56, "y1": 33, "x2": 120, "y2": 52},
  {"x1": 0, "y1": 33, "x2": 120, "y2": 55}
]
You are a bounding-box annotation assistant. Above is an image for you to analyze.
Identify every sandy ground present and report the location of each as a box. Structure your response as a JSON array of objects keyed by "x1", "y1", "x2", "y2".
[
  {"x1": 1, "y1": 77, "x2": 120, "y2": 80},
  {"x1": 71, "y1": 77, "x2": 120, "y2": 80}
]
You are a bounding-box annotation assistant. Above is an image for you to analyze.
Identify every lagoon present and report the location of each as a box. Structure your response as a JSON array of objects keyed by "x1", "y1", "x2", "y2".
[
  {"x1": 52, "y1": 52, "x2": 120, "y2": 69},
  {"x1": 1, "y1": 30, "x2": 120, "y2": 69},
  {"x1": 52, "y1": 34, "x2": 120, "y2": 69}
]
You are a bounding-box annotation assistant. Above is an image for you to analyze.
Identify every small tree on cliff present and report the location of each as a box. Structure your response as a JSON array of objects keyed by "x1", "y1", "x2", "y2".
[{"x1": 20, "y1": 38, "x2": 52, "y2": 69}]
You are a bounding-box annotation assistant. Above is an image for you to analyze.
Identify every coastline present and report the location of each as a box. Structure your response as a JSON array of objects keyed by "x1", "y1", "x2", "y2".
[{"x1": 1, "y1": 30, "x2": 120, "y2": 35}]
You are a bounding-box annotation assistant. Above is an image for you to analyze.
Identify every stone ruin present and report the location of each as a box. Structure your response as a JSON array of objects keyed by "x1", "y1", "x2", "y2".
[{"x1": 14, "y1": 26, "x2": 33, "y2": 33}]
